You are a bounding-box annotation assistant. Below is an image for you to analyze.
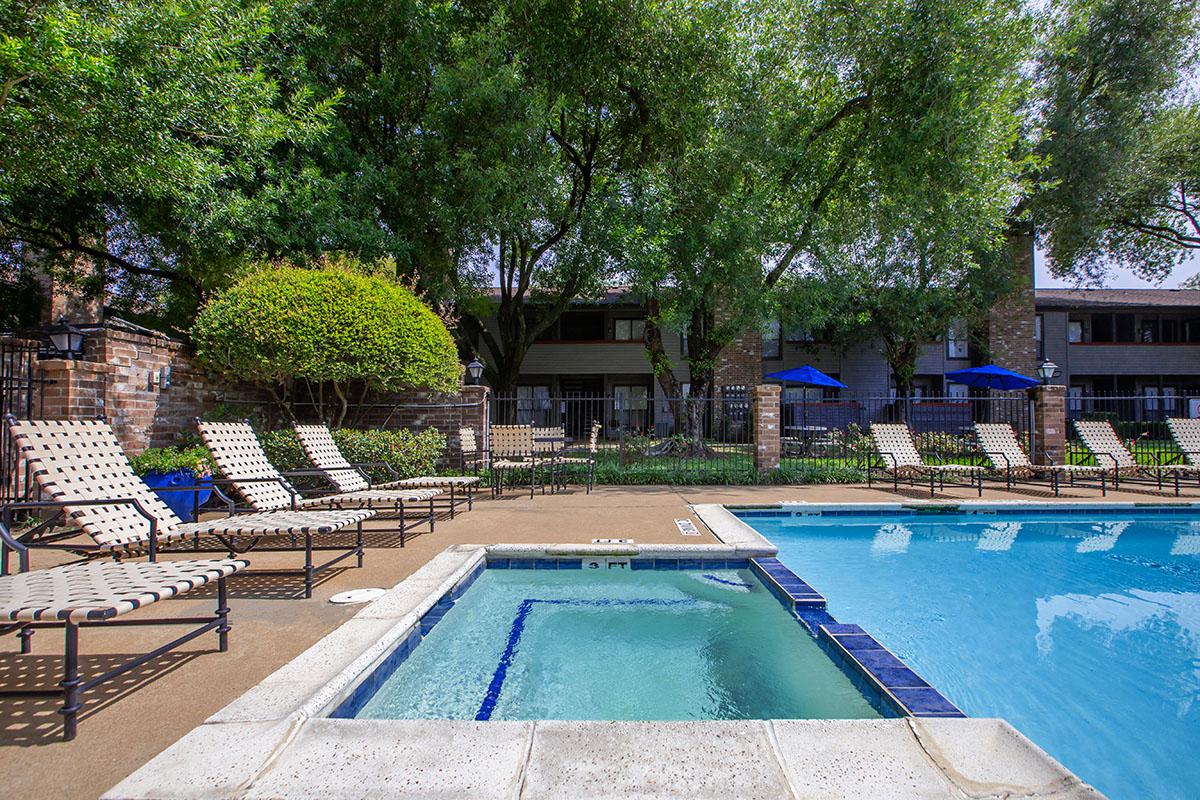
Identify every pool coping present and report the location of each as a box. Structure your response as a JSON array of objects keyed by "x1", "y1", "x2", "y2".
[{"x1": 105, "y1": 536, "x2": 1104, "y2": 799}]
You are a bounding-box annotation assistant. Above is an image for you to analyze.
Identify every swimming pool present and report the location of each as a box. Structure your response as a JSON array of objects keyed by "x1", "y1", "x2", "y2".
[
  {"x1": 336, "y1": 564, "x2": 881, "y2": 721},
  {"x1": 739, "y1": 505, "x2": 1200, "y2": 800}
]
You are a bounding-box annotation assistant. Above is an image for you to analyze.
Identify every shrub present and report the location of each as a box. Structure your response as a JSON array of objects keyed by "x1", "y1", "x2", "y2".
[
  {"x1": 259, "y1": 427, "x2": 446, "y2": 484},
  {"x1": 192, "y1": 261, "x2": 460, "y2": 425},
  {"x1": 129, "y1": 445, "x2": 214, "y2": 478}
]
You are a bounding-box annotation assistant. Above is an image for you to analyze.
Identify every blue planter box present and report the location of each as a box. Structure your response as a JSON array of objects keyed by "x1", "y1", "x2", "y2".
[{"x1": 141, "y1": 469, "x2": 213, "y2": 522}]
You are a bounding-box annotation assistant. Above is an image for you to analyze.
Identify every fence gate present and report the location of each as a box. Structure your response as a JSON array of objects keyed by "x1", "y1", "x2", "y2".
[{"x1": 0, "y1": 338, "x2": 46, "y2": 503}]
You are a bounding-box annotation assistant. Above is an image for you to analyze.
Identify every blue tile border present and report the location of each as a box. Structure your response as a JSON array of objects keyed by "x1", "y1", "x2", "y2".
[
  {"x1": 732, "y1": 503, "x2": 1200, "y2": 522},
  {"x1": 748, "y1": 557, "x2": 963, "y2": 720},
  {"x1": 819, "y1": 625, "x2": 964, "y2": 718}
]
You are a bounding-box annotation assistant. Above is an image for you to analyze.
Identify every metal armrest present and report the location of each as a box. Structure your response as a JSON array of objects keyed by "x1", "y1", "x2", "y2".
[
  {"x1": 208, "y1": 476, "x2": 299, "y2": 509},
  {"x1": 1, "y1": 497, "x2": 161, "y2": 566}
]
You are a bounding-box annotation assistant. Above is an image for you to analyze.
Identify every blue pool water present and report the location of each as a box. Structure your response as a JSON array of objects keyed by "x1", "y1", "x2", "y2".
[
  {"x1": 741, "y1": 509, "x2": 1200, "y2": 799},
  {"x1": 352, "y1": 567, "x2": 880, "y2": 721}
]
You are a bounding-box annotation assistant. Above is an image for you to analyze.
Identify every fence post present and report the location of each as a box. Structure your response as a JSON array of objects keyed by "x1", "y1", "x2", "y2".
[
  {"x1": 753, "y1": 384, "x2": 781, "y2": 472},
  {"x1": 1029, "y1": 384, "x2": 1067, "y2": 465}
]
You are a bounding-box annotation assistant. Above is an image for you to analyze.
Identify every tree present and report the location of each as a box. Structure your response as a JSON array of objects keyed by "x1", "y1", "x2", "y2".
[
  {"x1": 613, "y1": 0, "x2": 1028, "y2": 445},
  {"x1": 781, "y1": 231, "x2": 1017, "y2": 404},
  {"x1": 0, "y1": 0, "x2": 333, "y2": 330},
  {"x1": 1028, "y1": 0, "x2": 1200, "y2": 283},
  {"x1": 192, "y1": 261, "x2": 459, "y2": 425}
]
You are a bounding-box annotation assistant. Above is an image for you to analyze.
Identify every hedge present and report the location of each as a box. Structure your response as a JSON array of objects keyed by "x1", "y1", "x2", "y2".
[{"x1": 259, "y1": 427, "x2": 446, "y2": 484}]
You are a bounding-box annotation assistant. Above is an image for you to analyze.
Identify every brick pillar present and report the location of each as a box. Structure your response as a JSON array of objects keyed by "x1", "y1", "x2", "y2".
[
  {"x1": 36, "y1": 359, "x2": 107, "y2": 422},
  {"x1": 1030, "y1": 384, "x2": 1066, "y2": 465},
  {"x1": 752, "y1": 384, "x2": 781, "y2": 471}
]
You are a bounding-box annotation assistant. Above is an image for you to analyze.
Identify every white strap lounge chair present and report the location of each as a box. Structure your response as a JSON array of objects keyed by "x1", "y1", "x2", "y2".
[
  {"x1": 458, "y1": 426, "x2": 487, "y2": 473},
  {"x1": 198, "y1": 421, "x2": 444, "y2": 541},
  {"x1": 551, "y1": 420, "x2": 601, "y2": 493},
  {"x1": 974, "y1": 423, "x2": 1107, "y2": 496},
  {"x1": 488, "y1": 425, "x2": 540, "y2": 497},
  {"x1": 1073, "y1": 419, "x2": 1200, "y2": 495},
  {"x1": 293, "y1": 424, "x2": 479, "y2": 517},
  {"x1": 867, "y1": 424, "x2": 984, "y2": 496},
  {"x1": 1166, "y1": 418, "x2": 1200, "y2": 469},
  {"x1": 4, "y1": 416, "x2": 373, "y2": 598},
  {"x1": 0, "y1": 524, "x2": 244, "y2": 741}
]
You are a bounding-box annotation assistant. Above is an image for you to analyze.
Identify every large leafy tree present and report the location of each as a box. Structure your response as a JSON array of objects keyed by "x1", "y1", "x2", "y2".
[
  {"x1": 614, "y1": 0, "x2": 1028, "y2": 441},
  {"x1": 0, "y1": 0, "x2": 333, "y2": 329},
  {"x1": 1028, "y1": 0, "x2": 1200, "y2": 283}
]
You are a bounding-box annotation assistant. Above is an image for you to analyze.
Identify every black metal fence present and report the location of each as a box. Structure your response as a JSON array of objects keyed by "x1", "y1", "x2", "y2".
[
  {"x1": 1066, "y1": 392, "x2": 1200, "y2": 466},
  {"x1": 489, "y1": 393, "x2": 756, "y2": 482},
  {"x1": 778, "y1": 393, "x2": 1032, "y2": 469},
  {"x1": 0, "y1": 338, "x2": 49, "y2": 503},
  {"x1": 490, "y1": 391, "x2": 1033, "y2": 481}
]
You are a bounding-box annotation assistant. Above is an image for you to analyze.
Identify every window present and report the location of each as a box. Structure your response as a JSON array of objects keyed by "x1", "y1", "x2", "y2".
[
  {"x1": 1162, "y1": 319, "x2": 1180, "y2": 343},
  {"x1": 1091, "y1": 314, "x2": 1113, "y2": 342},
  {"x1": 1115, "y1": 314, "x2": 1135, "y2": 342},
  {"x1": 680, "y1": 333, "x2": 688, "y2": 357},
  {"x1": 1068, "y1": 320, "x2": 1084, "y2": 343},
  {"x1": 1034, "y1": 314, "x2": 1044, "y2": 359},
  {"x1": 946, "y1": 382, "x2": 969, "y2": 400},
  {"x1": 1144, "y1": 386, "x2": 1160, "y2": 412},
  {"x1": 560, "y1": 312, "x2": 605, "y2": 340},
  {"x1": 515, "y1": 385, "x2": 552, "y2": 425},
  {"x1": 785, "y1": 325, "x2": 815, "y2": 343},
  {"x1": 613, "y1": 385, "x2": 650, "y2": 431},
  {"x1": 762, "y1": 319, "x2": 782, "y2": 359},
  {"x1": 1068, "y1": 386, "x2": 1083, "y2": 414},
  {"x1": 614, "y1": 319, "x2": 645, "y2": 341},
  {"x1": 946, "y1": 319, "x2": 968, "y2": 359}
]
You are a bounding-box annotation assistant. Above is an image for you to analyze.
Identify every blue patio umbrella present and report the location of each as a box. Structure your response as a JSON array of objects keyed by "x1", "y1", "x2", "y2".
[
  {"x1": 766, "y1": 366, "x2": 847, "y2": 442},
  {"x1": 944, "y1": 364, "x2": 1039, "y2": 390},
  {"x1": 765, "y1": 365, "x2": 847, "y2": 389}
]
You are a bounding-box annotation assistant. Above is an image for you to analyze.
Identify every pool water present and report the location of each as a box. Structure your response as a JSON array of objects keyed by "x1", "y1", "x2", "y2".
[
  {"x1": 742, "y1": 509, "x2": 1200, "y2": 800},
  {"x1": 353, "y1": 567, "x2": 880, "y2": 721}
]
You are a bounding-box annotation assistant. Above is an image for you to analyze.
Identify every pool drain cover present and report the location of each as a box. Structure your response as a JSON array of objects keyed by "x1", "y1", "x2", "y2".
[{"x1": 329, "y1": 588, "x2": 387, "y2": 605}]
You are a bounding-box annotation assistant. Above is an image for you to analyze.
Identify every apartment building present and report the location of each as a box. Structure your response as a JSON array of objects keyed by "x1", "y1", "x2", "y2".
[{"x1": 482, "y1": 285, "x2": 1200, "y2": 423}]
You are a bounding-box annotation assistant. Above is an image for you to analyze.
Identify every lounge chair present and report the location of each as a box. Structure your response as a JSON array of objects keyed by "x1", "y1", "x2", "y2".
[
  {"x1": 974, "y1": 423, "x2": 1106, "y2": 496},
  {"x1": 293, "y1": 424, "x2": 479, "y2": 517},
  {"x1": 458, "y1": 426, "x2": 487, "y2": 473},
  {"x1": 867, "y1": 423, "x2": 984, "y2": 496},
  {"x1": 489, "y1": 425, "x2": 540, "y2": 497},
  {"x1": 551, "y1": 420, "x2": 601, "y2": 493},
  {"x1": 197, "y1": 421, "x2": 444, "y2": 541},
  {"x1": 1166, "y1": 418, "x2": 1200, "y2": 472},
  {"x1": 3, "y1": 416, "x2": 373, "y2": 598},
  {"x1": 1072, "y1": 419, "x2": 1200, "y2": 495},
  {"x1": 0, "y1": 518, "x2": 244, "y2": 740}
]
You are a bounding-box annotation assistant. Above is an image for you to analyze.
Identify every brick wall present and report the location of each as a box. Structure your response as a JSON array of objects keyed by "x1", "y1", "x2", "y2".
[
  {"x1": 987, "y1": 232, "x2": 1038, "y2": 376},
  {"x1": 37, "y1": 322, "x2": 270, "y2": 453},
  {"x1": 33, "y1": 321, "x2": 484, "y2": 463},
  {"x1": 714, "y1": 328, "x2": 763, "y2": 391}
]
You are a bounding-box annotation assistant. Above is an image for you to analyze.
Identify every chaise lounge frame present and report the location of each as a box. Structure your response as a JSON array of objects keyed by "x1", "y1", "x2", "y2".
[
  {"x1": 866, "y1": 423, "x2": 984, "y2": 497},
  {"x1": 974, "y1": 423, "x2": 1107, "y2": 496},
  {"x1": 293, "y1": 424, "x2": 478, "y2": 518}
]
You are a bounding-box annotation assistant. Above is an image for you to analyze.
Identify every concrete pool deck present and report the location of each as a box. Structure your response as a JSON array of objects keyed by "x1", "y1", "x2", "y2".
[{"x1": 3, "y1": 481, "x2": 1174, "y2": 798}]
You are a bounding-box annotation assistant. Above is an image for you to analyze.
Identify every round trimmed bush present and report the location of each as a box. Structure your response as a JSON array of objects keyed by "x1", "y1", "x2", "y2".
[{"x1": 193, "y1": 265, "x2": 459, "y2": 421}]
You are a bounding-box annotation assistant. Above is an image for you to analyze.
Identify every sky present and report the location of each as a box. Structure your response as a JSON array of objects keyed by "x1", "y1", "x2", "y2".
[{"x1": 1035, "y1": 248, "x2": 1200, "y2": 289}]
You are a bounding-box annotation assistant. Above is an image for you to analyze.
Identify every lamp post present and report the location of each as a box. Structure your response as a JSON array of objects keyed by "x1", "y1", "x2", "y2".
[
  {"x1": 466, "y1": 358, "x2": 484, "y2": 386},
  {"x1": 45, "y1": 316, "x2": 86, "y2": 360},
  {"x1": 1037, "y1": 359, "x2": 1059, "y2": 385}
]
